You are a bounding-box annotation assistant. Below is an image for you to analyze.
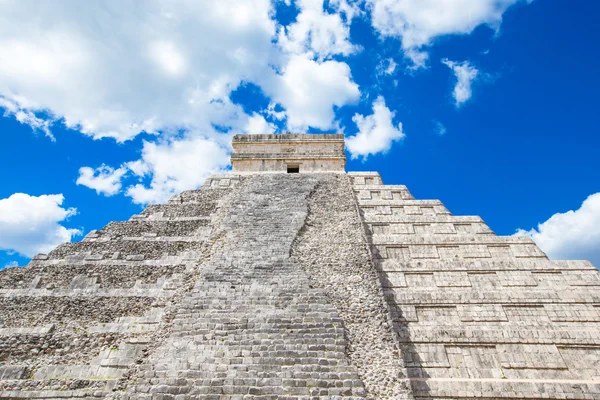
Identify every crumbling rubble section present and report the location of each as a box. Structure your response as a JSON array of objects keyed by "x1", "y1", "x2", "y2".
[{"x1": 291, "y1": 174, "x2": 413, "y2": 399}]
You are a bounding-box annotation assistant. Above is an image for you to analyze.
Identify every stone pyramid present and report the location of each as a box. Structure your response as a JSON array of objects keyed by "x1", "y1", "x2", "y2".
[{"x1": 0, "y1": 134, "x2": 599, "y2": 399}]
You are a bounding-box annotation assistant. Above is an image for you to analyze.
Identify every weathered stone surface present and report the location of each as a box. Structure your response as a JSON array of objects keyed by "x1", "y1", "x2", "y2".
[
  {"x1": 0, "y1": 180, "x2": 237, "y2": 396},
  {"x1": 124, "y1": 174, "x2": 367, "y2": 399},
  {"x1": 231, "y1": 133, "x2": 346, "y2": 173},
  {"x1": 0, "y1": 134, "x2": 599, "y2": 399},
  {"x1": 290, "y1": 174, "x2": 412, "y2": 399},
  {"x1": 350, "y1": 170, "x2": 600, "y2": 399}
]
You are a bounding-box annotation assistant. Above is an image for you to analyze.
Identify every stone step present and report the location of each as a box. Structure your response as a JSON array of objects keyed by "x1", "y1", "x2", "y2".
[
  {"x1": 91, "y1": 220, "x2": 208, "y2": 239},
  {"x1": 47, "y1": 240, "x2": 202, "y2": 261},
  {"x1": 0, "y1": 263, "x2": 186, "y2": 290}
]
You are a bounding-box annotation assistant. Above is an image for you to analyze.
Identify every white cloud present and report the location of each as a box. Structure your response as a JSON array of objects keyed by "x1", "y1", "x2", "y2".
[
  {"x1": 266, "y1": 103, "x2": 287, "y2": 121},
  {"x1": 346, "y1": 96, "x2": 405, "y2": 159},
  {"x1": 0, "y1": 97, "x2": 54, "y2": 139},
  {"x1": 0, "y1": 0, "x2": 277, "y2": 142},
  {"x1": 125, "y1": 136, "x2": 231, "y2": 204},
  {"x1": 265, "y1": 55, "x2": 360, "y2": 131},
  {"x1": 0, "y1": 193, "x2": 80, "y2": 257},
  {"x1": 278, "y1": 0, "x2": 357, "y2": 59},
  {"x1": 442, "y1": 59, "x2": 479, "y2": 107},
  {"x1": 0, "y1": 1, "x2": 366, "y2": 204},
  {"x1": 515, "y1": 193, "x2": 600, "y2": 267},
  {"x1": 367, "y1": 0, "x2": 532, "y2": 67},
  {"x1": 245, "y1": 113, "x2": 276, "y2": 134},
  {"x1": 148, "y1": 40, "x2": 189, "y2": 78},
  {"x1": 383, "y1": 58, "x2": 397, "y2": 75},
  {"x1": 434, "y1": 120, "x2": 447, "y2": 136},
  {"x1": 76, "y1": 165, "x2": 127, "y2": 196}
]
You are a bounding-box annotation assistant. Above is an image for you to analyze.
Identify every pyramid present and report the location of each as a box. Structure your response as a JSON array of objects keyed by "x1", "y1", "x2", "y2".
[{"x1": 0, "y1": 133, "x2": 599, "y2": 399}]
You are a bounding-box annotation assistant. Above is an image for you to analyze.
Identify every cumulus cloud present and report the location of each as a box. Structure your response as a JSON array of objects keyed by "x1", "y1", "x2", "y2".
[
  {"x1": 367, "y1": 0, "x2": 532, "y2": 67},
  {"x1": 278, "y1": 0, "x2": 358, "y2": 59},
  {"x1": 442, "y1": 59, "x2": 479, "y2": 107},
  {"x1": 0, "y1": 0, "x2": 277, "y2": 142},
  {"x1": 246, "y1": 113, "x2": 276, "y2": 134},
  {"x1": 0, "y1": 97, "x2": 53, "y2": 139},
  {"x1": 265, "y1": 55, "x2": 360, "y2": 131},
  {"x1": 76, "y1": 165, "x2": 128, "y2": 196},
  {"x1": 346, "y1": 96, "x2": 405, "y2": 159},
  {"x1": 515, "y1": 193, "x2": 600, "y2": 267},
  {"x1": 125, "y1": 136, "x2": 231, "y2": 204},
  {"x1": 0, "y1": 1, "x2": 367, "y2": 203},
  {"x1": 0, "y1": 193, "x2": 80, "y2": 257}
]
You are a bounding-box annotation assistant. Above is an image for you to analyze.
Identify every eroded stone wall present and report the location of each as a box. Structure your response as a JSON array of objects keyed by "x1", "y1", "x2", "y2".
[
  {"x1": 350, "y1": 171, "x2": 600, "y2": 400},
  {"x1": 231, "y1": 134, "x2": 346, "y2": 173},
  {"x1": 0, "y1": 175, "x2": 242, "y2": 399}
]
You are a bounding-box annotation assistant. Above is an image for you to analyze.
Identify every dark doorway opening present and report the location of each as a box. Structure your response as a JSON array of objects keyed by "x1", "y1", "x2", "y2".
[{"x1": 287, "y1": 165, "x2": 300, "y2": 173}]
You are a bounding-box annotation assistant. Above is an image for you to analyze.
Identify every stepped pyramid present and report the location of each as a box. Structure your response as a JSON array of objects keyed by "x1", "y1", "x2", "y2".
[{"x1": 1, "y1": 133, "x2": 599, "y2": 400}]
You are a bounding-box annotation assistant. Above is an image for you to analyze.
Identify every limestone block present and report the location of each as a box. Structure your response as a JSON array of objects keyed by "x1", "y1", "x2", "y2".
[
  {"x1": 0, "y1": 325, "x2": 55, "y2": 336},
  {"x1": 403, "y1": 205, "x2": 422, "y2": 215},
  {"x1": 403, "y1": 344, "x2": 450, "y2": 368},
  {"x1": 446, "y1": 345, "x2": 502, "y2": 378},
  {"x1": 404, "y1": 273, "x2": 436, "y2": 288},
  {"x1": 408, "y1": 245, "x2": 440, "y2": 259},
  {"x1": 461, "y1": 244, "x2": 492, "y2": 258},
  {"x1": 497, "y1": 344, "x2": 567, "y2": 370},
  {"x1": 545, "y1": 304, "x2": 600, "y2": 322},
  {"x1": 392, "y1": 189, "x2": 413, "y2": 200},
  {"x1": 386, "y1": 246, "x2": 410, "y2": 260},
  {"x1": 437, "y1": 246, "x2": 462, "y2": 259},
  {"x1": 390, "y1": 224, "x2": 416, "y2": 234},
  {"x1": 420, "y1": 206, "x2": 436, "y2": 215},
  {"x1": 457, "y1": 304, "x2": 508, "y2": 322},
  {"x1": 454, "y1": 223, "x2": 493, "y2": 234},
  {"x1": 381, "y1": 271, "x2": 407, "y2": 287},
  {"x1": 434, "y1": 271, "x2": 472, "y2": 287},
  {"x1": 511, "y1": 243, "x2": 547, "y2": 258},
  {"x1": 377, "y1": 205, "x2": 392, "y2": 215},
  {"x1": 352, "y1": 176, "x2": 366, "y2": 185},
  {"x1": 487, "y1": 245, "x2": 514, "y2": 258},
  {"x1": 561, "y1": 270, "x2": 600, "y2": 286},
  {"x1": 0, "y1": 366, "x2": 27, "y2": 379},
  {"x1": 69, "y1": 275, "x2": 100, "y2": 290},
  {"x1": 468, "y1": 272, "x2": 501, "y2": 288},
  {"x1": 416, "y1": 306, "x2": 460, "y2": 325},
  {"x1": 429, "y1": 223, "x2": 457, "y2": 234},
  {"x1": 559, "y1": 346, "x2": 600, "y2": 380},
  {"x1": 503, "y1": 305, "x2": 551, "y2": 324},
  {"x1": 357, "y1": 189, "x2": 372, "y2": 200},
  {"x1": 497, "y1": 270, "x2": 538, "y2": 286},
  {"x1": 391, "y1": 305, "x2": 417, "y2": 322}
]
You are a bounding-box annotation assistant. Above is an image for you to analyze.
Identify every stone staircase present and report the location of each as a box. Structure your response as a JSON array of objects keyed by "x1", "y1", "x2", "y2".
[{"x1": 125, "y1": 174, "x2": 368, "y2": 399}]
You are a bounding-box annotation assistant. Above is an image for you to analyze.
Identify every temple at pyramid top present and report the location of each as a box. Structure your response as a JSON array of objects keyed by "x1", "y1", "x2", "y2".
[{"x1": 231, "y1": 133, "x2": 346, "y2": 173}]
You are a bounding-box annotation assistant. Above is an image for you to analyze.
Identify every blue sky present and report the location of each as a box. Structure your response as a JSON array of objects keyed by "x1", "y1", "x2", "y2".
[{"x1": 0, "y1": 0, "x2": 599, "y2": 268}]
